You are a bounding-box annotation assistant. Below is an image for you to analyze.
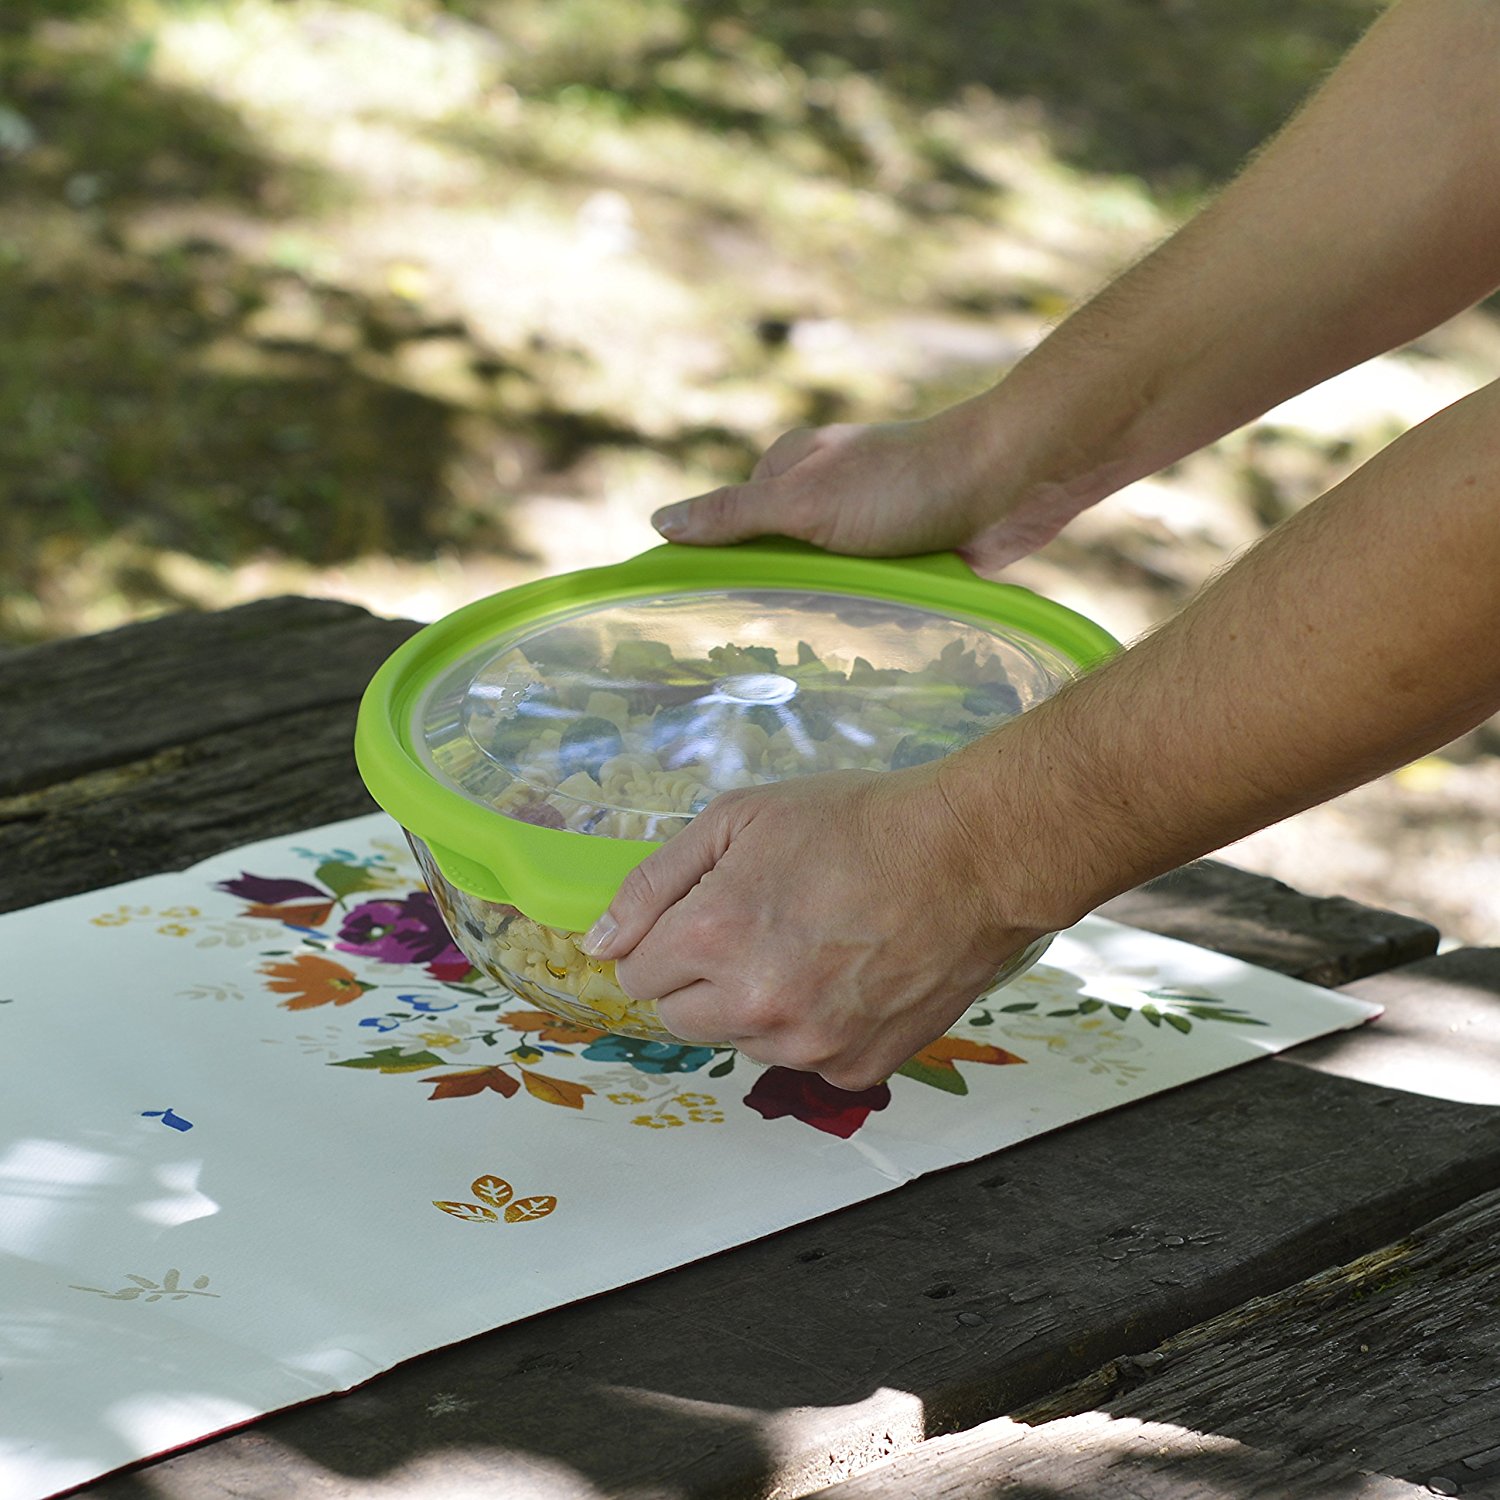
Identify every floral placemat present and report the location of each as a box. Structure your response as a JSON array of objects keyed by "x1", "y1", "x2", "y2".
[{"x1": 0, "y1": 813, "x2": 1378, "y2": 1500}]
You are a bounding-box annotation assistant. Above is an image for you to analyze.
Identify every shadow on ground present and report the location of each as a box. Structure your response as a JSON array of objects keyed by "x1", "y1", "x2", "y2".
[{"x1": 0, "y1": 0, "x2": 1384, "y2": 643}]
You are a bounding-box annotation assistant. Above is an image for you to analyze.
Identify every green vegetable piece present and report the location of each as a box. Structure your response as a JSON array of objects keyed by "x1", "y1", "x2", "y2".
[
  {"x1": 520, "y1": 627, "x2": 597, "y2": 671},
  {"x1": 800, "y1": 705, "x2": 834, "y2": 740},
  {"x1": 609, "y1": 639, "x2": 677, "y2": 678},
  {"x1": 559, "y1": 716, "x2": 624, "y2": 780},
  {"x1": 708, "y1": 642, "x2": 779, "y2": 674},
  {"x1": 848, "y1": 656, "x2": 906, "y2": 686},
  {"x1": 746, "y1": 704, "x2": 786, "y2": 737},
  {"x1": 889, "y1": 732, "x2": 960, "y2": 770},
  {"x1": 963, "y1": 680, "x2": 1023, "y2": 719}
]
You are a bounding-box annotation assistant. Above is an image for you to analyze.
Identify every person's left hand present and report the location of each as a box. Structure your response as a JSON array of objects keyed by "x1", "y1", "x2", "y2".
[{"x1": 580, "y1": 767, "x2": 1044, "y2": 1090}]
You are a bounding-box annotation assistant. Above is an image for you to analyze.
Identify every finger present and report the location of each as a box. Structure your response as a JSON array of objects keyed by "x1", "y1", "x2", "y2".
[
  {"x1": 654, "y1": 979, "x2": 739, "y2": 1045},
  {"x1": 750, "y1": 426, "x2": 819, "y2": 482},
  {"x1": 581, "y1": 807, "x2": 731, "y2": 961},
  {"x1": 611, "y1": 888, "x2": 725, "y2": 1002},
  {"x1": 651, "y1": 478, "x2": 800, "y2": 546}
]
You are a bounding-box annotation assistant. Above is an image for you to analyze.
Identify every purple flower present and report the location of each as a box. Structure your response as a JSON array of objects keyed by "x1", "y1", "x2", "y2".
[
  {"x1": 335, "y1": 889, "x2": 466, "y2": 969},
  {"x1": 217, "y1": 873, "x2": 329, "y2": 905}
]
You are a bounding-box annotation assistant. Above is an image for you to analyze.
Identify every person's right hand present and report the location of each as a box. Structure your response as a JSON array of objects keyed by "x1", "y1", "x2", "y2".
[{"x1": 649, "y1": 401, "x2": 1094, "y2": 573}]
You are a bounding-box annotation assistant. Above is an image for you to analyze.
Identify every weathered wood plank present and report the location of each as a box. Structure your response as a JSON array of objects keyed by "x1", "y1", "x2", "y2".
[
  {"x1": 1286, "y1": 947, "x2": 1500, "y2": 1104},
  {"x1": 799, "y1": 1413, "x2": 1429, "y2": 1498},
  {"x1": 0, "y1": 702, "x2": 381, "y2": 912},
  {"x1": 993, "y1": 1185, "x2": 1500, "y2": 1500},
  {"x1": 0, "y1": 596, "x2": 418, "y2": 797},
  {"x1": 14, "y1": 601, "x2": 1491, "y2": 1500},
  {"x1": 798, "y1": 953, "x2": 1500, "y2": 1500},
  {"x1": 1101, "y1": 860, "x2": 1439, "y2": 988}
]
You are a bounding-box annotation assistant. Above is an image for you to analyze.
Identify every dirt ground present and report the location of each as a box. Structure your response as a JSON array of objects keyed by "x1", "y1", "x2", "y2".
[{"x1": 4, "y1": 0, "x2": 1498, "y2": 943}]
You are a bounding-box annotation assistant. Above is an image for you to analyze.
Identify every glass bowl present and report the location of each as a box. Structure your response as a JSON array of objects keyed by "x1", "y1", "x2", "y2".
[
  {"x1": 411, "y1": 821, "x2": 1053, "y2": 1040},
  {"x1": 356, "y1": 542, "x2": 1115, "y2": 1045}
]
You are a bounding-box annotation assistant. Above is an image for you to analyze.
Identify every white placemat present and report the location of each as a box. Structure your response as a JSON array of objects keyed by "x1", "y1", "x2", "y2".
[{"x1": 0, "y1": 813, "x2": 1379, "y2": 1499}]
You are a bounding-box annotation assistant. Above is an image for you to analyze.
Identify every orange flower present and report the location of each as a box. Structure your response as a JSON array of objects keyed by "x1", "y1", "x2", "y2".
[
  {"x1": 243, "y1": 900, "x2": 335, "y2": 928},
  {"x1": 498, "y1": 1009, "x2": 607, "y2": 1046},
  {"x1": 897, "y1": 1035, "x2": 1026, "y2": 1096},
  {"x1": 260, "y1": 954, "x2": 372, "y2": 1010},
  {"x1": 914, "y1": 1036, "x2": 1026, "y2": 1070}
]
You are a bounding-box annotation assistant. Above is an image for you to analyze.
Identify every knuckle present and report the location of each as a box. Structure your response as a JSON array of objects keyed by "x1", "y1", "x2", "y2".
[
  {"x1": 737, "y1": 985, "x2": 790, "y2": 1034},
  {"x1": 779, "y1": 1039, "x2": 833, "y2": 1073},
  {"x1": 672, "y1": 906, "x2": 719, "y2": 955},
  {"x1": 616, "y1": 860, "x2": 660, "y2": 909},
  {"x1": 819, "y1": 1063, "x2": 883, "y2": 1093},
  {"x1": 700, "y1": 484, "x2": 747, "y2": 526}
]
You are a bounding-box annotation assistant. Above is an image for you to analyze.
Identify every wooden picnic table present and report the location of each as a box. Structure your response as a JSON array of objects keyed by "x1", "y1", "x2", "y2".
[{"x1": 5, "y1": 596, "x2": 1500, "y2": 1500}]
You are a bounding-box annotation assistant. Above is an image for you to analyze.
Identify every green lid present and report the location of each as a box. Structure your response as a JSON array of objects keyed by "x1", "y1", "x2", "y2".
[{"x1": 355, "y1": 539, "x2": 1117, "y2": 932}]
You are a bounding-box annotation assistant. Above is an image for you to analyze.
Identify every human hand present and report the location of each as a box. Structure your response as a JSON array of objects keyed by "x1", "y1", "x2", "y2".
[
  {"x1": 580, "y1": 766, "x2": 1048, "y2": 1091},
  {"x1": 649, "y1": 401, "x2": 1097, "y2": 574}
]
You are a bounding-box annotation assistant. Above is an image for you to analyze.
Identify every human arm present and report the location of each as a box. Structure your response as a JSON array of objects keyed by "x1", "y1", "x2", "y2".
[
  {"x1": 651, "y1": 0, "x2": 1500, "y2": 569},
  {"x1": 587, "y1": 376, "x2": 1500, "y2": 1088}
]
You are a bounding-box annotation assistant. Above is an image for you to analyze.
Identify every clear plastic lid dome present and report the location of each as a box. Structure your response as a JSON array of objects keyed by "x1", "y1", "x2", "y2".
[{"x1": 414, "y1": 588, "x2": 1078, "y2": 842}]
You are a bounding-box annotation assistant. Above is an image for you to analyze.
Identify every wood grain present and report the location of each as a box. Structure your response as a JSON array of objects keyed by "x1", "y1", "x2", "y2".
[
  {"x1": 10, "y1": 600, "x2": 1491, "y2": 1500},
  {"x1": 798, "y1": 1412, "x2": 1431, "y2": 1498},
  {"x1": 1286, "y1": 946, "x2": 1500, "y2": 1104},
  {"x1": 1101, "y1": 860, "x2": 1438, "y2": 988},
  {"x1": 1001, "y1": 1186, "x2": 1500, "y2": 1499},
  {"x1": 0, "y1": 596, "x2": 418, "y2": 797},
  {"x1": 0, "y1": 701, "x2": 382, "y2": 912}
]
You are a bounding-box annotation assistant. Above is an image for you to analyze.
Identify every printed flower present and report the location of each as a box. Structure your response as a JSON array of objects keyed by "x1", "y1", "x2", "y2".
[
  {"x1": 744, "y1": 1068, "x2": 891, "y2": 1138},
  {"x1": 412, "y1": 1021, "x2": 477, "y2": 1054},
  {"x1": 260, "y1": 954, "x2": 372, "y2": 1010},
  {"x1": 581, "y1": 1036, "x2": 716, "y2": 1073},
  {"x1": 997, "y1": 1017, "x2": 1143, "y2": 1064},
  {"x1": 896, "y1": 1035, "x2": 1027, "y2": 1096},
  {"x1": 423, "y1": 1067, "x2": 521, "y2": 1100},
  {"x1": 1010, "y1": 964, "x2": 1074, "y2": 994},
  {"x1": 425, "y1": 951, "x2": 480, "y2": 984},
  {"x1": 219, "y1": 873, "x2": 328, "y2": 906},
  {"x1": 335, "y1": 890, "x2": 466, "y2": 970},
  {"x1": 499, "y1": 1009, "x2": 607, "y2": 1045},
  {"x1": 217, "y1": 872, "x2": 335, "y2": 929}
]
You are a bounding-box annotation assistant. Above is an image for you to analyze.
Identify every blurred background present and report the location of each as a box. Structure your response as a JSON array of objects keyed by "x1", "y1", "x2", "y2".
[{"x1": 4, "y1": 0, "x2": 1500, "y2": 939}]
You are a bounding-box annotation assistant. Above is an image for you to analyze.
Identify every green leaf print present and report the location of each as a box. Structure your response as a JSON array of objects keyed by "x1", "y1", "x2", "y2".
[
  {"x1": 331, "y1": 1047, "x2": 448, "y2": 1073},
  {"x1": 314, "y1": 860, "x2": 385, "y2": 902},
  {"x1": 894, "y1": 1057, "x2": 969, "y2": 1096}
]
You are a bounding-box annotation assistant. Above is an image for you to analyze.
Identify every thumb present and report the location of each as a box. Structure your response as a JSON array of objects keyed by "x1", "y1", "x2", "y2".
[
  {"x1": 651, "y1": 480, "x2": 794, "y2": 546},
  {"x1": 581, "y1": 802, "x2": 734, "y2": 960}
]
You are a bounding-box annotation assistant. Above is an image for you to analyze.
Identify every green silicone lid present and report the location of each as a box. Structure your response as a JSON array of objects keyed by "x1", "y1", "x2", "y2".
[{"x1": 355, "y1": 539, "x2": 1118, "y2": 932}]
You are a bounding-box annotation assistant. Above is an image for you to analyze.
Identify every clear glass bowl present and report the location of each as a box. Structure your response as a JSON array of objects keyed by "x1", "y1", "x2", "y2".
[
  {"x1": 410, "y1": 831, "x2": 1054, "y2": 1043},
  {"x1": 374, "y1": 567, "x2": 1102, "y2": 1044}
]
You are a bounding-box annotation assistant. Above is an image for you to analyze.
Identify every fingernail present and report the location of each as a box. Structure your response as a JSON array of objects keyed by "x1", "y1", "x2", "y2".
[
  {"x1": 581, "y1": 912, "x2": 617, "y2": 956},
  {"x1": 652, "y1": 502, "x2": 690, "y2": 538}
]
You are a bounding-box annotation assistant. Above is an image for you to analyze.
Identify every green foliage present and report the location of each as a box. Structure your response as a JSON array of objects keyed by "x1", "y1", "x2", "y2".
[{"x1": 0, "y1": 0, "x2": 1393, "y2": 644}]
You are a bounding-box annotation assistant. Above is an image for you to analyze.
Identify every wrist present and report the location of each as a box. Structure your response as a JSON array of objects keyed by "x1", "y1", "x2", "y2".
[
  {"x1": 930, "y1": 704, "x2": 1147, "y2": 941},
  {"x1": 938, "y1": 365, "x2": 1152, "y2": 538}
]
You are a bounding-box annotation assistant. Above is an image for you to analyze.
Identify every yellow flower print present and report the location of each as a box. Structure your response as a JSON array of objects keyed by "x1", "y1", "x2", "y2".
[{"x1": 91, "y1": 904, "x2": 153, "y2": 927}]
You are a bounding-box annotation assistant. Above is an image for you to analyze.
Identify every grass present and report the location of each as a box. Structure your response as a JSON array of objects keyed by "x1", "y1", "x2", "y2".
[{"x1": 0, "y1": 0, "x2": 1466, "y2": 646}]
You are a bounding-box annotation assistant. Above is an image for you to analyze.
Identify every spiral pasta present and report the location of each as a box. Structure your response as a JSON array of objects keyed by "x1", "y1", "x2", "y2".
[{"x1": 417, "y1": 631, "x2": 1036, "y2": 1039}]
